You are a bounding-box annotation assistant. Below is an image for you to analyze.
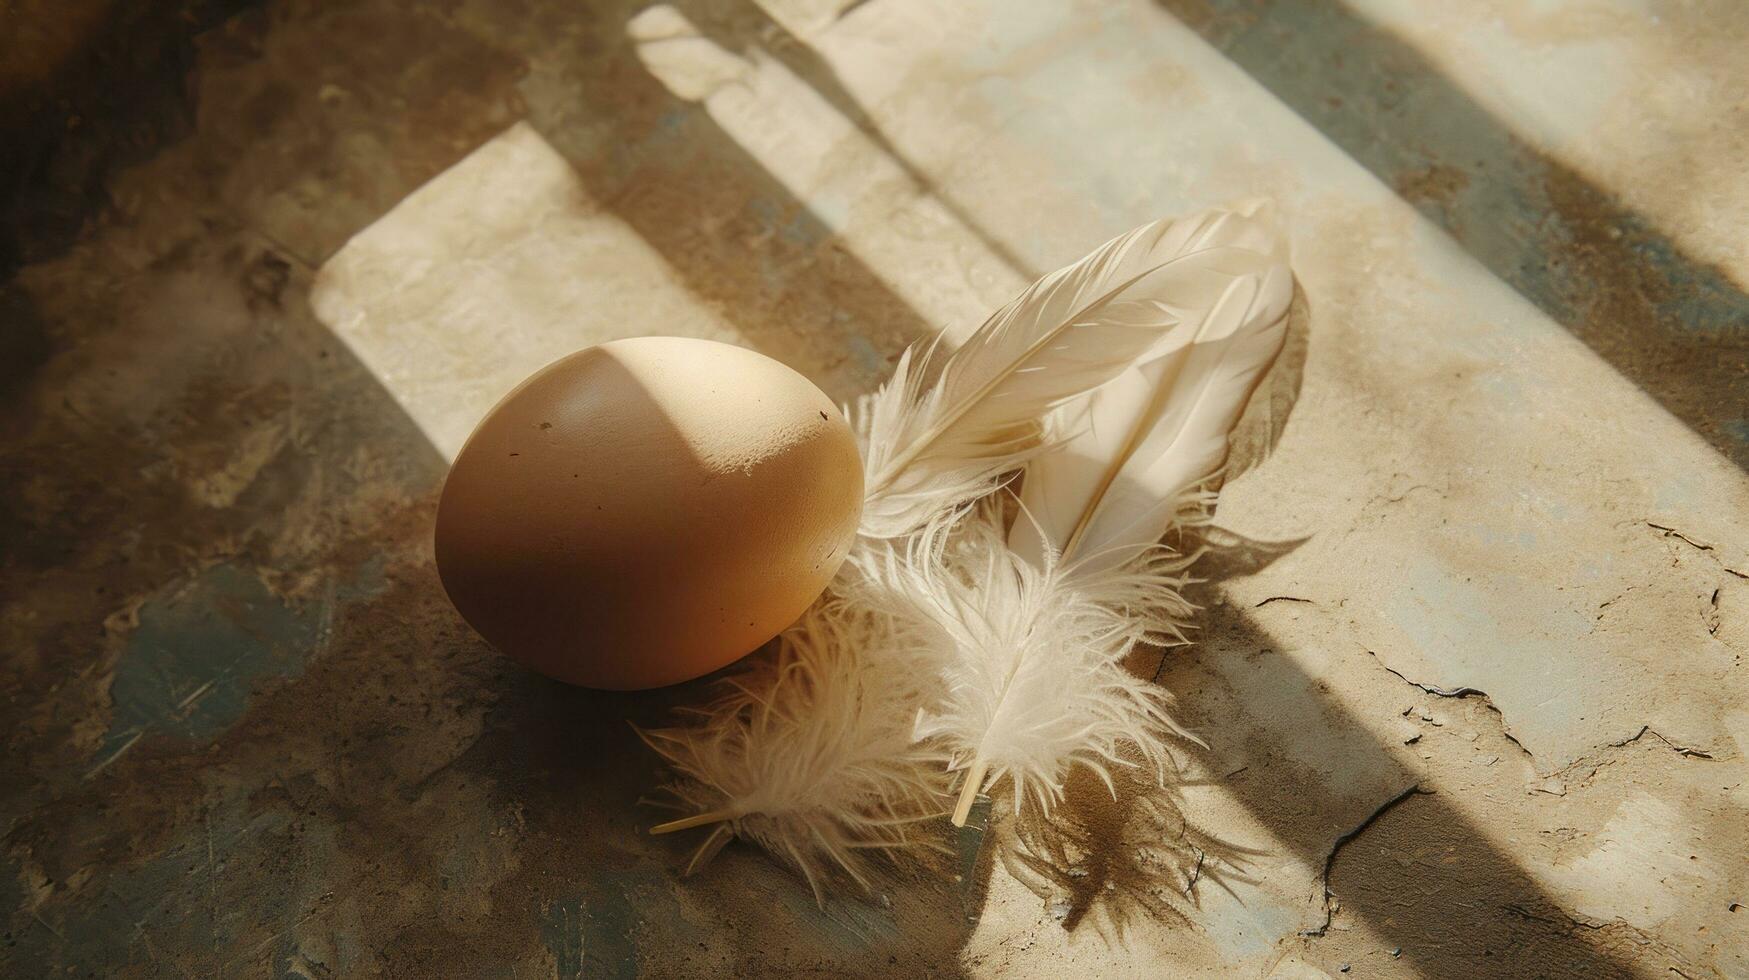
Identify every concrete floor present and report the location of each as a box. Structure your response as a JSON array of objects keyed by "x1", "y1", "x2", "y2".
[{"x1": 3, "y1": 0, "x2": 1747, "y2": 977}]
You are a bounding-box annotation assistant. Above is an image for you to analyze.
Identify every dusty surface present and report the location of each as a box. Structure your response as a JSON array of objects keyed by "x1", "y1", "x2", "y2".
[{"x1": 2, "y1": 0, "x2": 1746, "y2": 977}]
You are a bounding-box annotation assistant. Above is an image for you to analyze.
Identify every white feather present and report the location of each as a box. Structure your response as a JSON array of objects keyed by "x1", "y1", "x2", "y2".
[
  {"x1": 639, "y1": 599, "x2": 950, "y2": 906},
  {"x1": 1011, "y1": 201, "x2": 1292, "y2": 572},
  {"x1": 856, "y1": 214, "x2": 1249, "y2": 539}
]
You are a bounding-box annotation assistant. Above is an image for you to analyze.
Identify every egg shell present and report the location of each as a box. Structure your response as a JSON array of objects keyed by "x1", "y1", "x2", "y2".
[{"x1": 434, "y1": 337, "x2": 864, "y2": 690}]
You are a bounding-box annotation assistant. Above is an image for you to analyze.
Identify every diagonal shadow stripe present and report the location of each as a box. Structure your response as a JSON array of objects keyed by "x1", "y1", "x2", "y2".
[
  {"x1": 1159, "y1": 0, "x2": 1749, "y2": 469},
  {"x1": 517, "y1": 5, "x2": 939, "y2": 403},
  {"x1": 664, "y1": 0, "x2": 1043, "y2": 281}
]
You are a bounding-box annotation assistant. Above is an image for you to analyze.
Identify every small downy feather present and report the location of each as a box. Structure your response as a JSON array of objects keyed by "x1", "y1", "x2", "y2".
[
  {"x1": 640, "y1": 599, "x2": 951, "y2": 905},
  {"x1": 856, "y1": 213, "x2": 1252, "y2": 539},
  {"x1": 919, "y1": 201, "x2": 1292, "y2": 824},
  {"x1": 871, "y1": 504, "x2": 1200, "y2": 825}
]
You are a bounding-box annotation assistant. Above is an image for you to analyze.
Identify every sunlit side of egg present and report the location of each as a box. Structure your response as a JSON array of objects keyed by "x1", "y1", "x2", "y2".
[{"x1": 434, "y1": 337, "x2": 864, "y2": 690}]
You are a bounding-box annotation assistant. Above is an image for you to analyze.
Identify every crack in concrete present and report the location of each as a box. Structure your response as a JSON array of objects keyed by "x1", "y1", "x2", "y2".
[
  {"x1": 1547, "y1": 723, "x2": 1722, "y2": 785},
  {"x1": 1553, "y1": 909, "x2": 1696, "y2": 972},
  {"x1": 1645, "y1": 520, "x2": 1749, "y2": 578},
  {"x1": 1297, "y1": 765, "x2": 1700, "y2": 969},
  {"x1": 1183, "y1": 844, "x2": 1205, "y2": 897},
  {"x1": 1596, "y1": 587, "x2": 1634, "y2": 620},
  {"x1": 1646, "y1": 520, "x2": 1715, "y2": 552},
  {"x1": 1299, "y1": 783, "x2": 1432, "y2": 937},
  {"x1": 1372, "y1": 659, "x2": 1486, "y2": 699},
  {"x1": 1608, "y1": 725, "x2": 1715, "y2": 760},
  {"x1": 1374, "y1": 474, "x2": 1446, "y2": 506},
  {"x1": 1501, "y1": 902, "x2": 1559, "y2": 926},
  {"x1": 1365, "y1": 651, "x2": 1542, "y2": 769}
]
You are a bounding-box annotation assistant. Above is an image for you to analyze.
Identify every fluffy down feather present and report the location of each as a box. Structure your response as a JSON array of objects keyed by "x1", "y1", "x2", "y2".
[
  {"x1": 864, "y1": 505, "x2": 1201, "y2": 826},
  {"x1": 640, "y1": 599, "x2": 950, "y2": 905}
]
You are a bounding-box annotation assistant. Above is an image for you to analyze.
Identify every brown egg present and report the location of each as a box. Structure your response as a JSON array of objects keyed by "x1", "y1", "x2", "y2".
[{"x1": 435, "y1": 337, "x2": 863, "y2": 690}]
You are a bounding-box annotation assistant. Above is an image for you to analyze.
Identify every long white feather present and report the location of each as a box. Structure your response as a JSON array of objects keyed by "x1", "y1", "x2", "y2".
[
  {"x1": 856, "y1": 215, "x2": 1253, "y2": 539},
  {"x1": 1011, "y1": 201, "x2": 1293, "y2": 572},
  {"x1": 918, "y1": 202, "x2": 1291, "y2": 824}
]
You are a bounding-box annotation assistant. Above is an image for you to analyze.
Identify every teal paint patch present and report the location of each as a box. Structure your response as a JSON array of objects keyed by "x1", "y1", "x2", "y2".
[
  {"x1": 740, "y1": 196, "x2": 838, "y2": 292},
  {"x1": 88, "y1": 560, "x2": 385, "y2": 774},
  {"x1": 543, "y1": 897, "x2": 589, "y2": 979},
  {"x1": 1654, "y1": 471, "x2": 1701, "y2": 512},
  {"x1": 954, "y1": 797, "x2": 992, "y2": 923},
  {"x1": 748, "y1": 196, "x2": 826, "y2": 248},
  {"x1": 763, "y1": 867, "x2": 903, "y2": 947},
  {"x1": 543, "y1": 871, "x2": 693, "y2": 980},
  {"x1": 655, "y1": 106, "x2": 690, "y2": 135},
  {"x1": 1381, "y1": 553, "x2": 1606, "y2": 761},
  {"x1": 1454, "y1": 522, "x2": 1539, "y2": 553},
  {"x1": 98, "y1": 565, "x2": 318, "y2": 757},
  {"x1": 1477, "y1": 370, "x2": 1524, "y2": 407},
  {"x1": 1194, "y1": 884, "x2": 1305, "y2": 958},
  {"x1": 15, "y1": 797, "x2": 310, "y2": 976},
  {"x1": 1724, "y1": 418, "x2": 1749, "y2": 453},
  {"x1": 1206, "y1": 641, "x2": 1393, "y2": 803}
]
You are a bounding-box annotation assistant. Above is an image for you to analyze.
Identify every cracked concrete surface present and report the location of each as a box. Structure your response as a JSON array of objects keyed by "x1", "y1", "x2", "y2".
[{"x1": 3, "y1": 0, "x2": 1746, "y2": 976}]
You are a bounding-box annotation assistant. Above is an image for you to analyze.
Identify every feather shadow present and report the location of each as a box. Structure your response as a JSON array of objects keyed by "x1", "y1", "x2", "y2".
[
  {"x1": 980, "y1": 521, "x2": 1306, "y2": 934},
  {"x1": 997, "y1": 756, "x2": 1267, "y2": 938}
]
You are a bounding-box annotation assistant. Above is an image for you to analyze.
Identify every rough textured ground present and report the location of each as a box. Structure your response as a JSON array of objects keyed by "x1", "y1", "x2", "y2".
[{"x1": 2, "y1": 0, "x2": 1746, "y2": 977}]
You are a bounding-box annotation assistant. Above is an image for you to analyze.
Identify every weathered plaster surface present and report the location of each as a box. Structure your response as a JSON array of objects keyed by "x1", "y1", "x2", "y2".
[{"x1": 2, "y1": 0, "x2": 1745, "y2": 977}]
